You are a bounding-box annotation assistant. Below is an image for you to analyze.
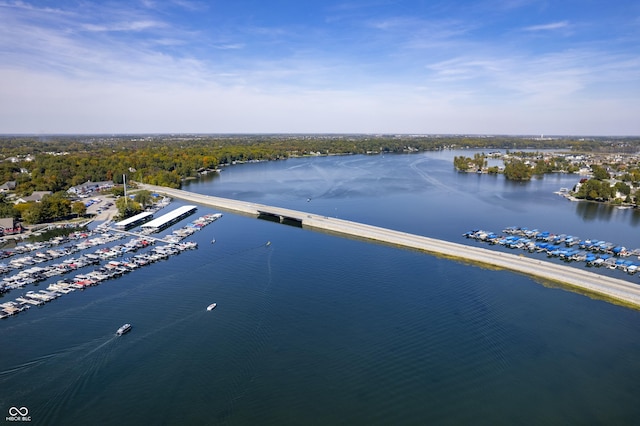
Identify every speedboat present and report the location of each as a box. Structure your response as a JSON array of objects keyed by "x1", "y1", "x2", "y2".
[
  {"x1": 116, "y1": 323, "x2": 132, "y2": 335},
  {"x1": 207, "y1": 303, "x2": 217, "y2": 311}
]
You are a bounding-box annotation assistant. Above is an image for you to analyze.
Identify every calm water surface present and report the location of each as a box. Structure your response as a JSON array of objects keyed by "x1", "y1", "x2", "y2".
[{"x1": 2, "y1": 151, "x2": 640, "y2": 425}]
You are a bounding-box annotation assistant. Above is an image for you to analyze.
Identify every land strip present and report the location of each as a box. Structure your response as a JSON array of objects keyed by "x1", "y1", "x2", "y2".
[{"x1": 138, "y1": 183, "x2": 640, "y2": 309}]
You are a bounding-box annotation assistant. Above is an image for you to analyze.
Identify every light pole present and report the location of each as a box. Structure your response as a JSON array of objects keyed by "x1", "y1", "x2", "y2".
[{"x1": 123, "y1": 174, "x2": 128, "y2": 207}]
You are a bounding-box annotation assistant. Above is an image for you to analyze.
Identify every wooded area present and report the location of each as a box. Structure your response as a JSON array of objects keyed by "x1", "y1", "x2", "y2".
[{"x1": 2, "y1": 134, "x2": 640, "y2": 224}]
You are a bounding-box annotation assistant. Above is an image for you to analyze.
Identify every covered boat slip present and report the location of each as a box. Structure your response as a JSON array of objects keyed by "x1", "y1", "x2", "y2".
[
  {"x1": 114, "y1": 211, "x2": 154, "y2": 230},
  {"x1": 140, "y1": 205, "x2": 197, "y2": 233}
]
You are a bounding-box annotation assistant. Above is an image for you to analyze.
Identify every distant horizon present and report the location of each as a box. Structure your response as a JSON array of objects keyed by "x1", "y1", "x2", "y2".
[
  {"x1": 1, "y1": 1, "x2": 639, "y2": 135},
  {"x1": 1, "y1": 132, "x2": 639, "y2": 139}
]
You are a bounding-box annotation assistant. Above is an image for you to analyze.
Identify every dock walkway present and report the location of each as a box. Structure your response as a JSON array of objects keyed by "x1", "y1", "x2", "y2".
[{"x1": 138, "y1": 183, "x2": 640, "y2": 309}]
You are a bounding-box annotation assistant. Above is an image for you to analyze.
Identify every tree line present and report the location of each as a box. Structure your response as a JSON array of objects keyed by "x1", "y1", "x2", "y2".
[{"x1": 2, "y1": 135, "x2": 640, "y2": 224}]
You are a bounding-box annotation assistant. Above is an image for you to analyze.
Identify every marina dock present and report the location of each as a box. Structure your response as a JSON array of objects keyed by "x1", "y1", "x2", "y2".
[
  {"x1": 141, "y1": 205, "x2": 198, "y2": 232},
  {"x1": 1, "y1": 211, "x2": 221, "y2": 319},
  {"x1": 139, "y1": 183, "x2": 640, "y2": 309},
  {"x1": 114, "y1": 211, "x2": 154, "y2": 230}
]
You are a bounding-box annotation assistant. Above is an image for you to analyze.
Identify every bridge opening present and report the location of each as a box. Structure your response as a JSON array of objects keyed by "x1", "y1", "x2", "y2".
[
  {"x1": 281, "y1": 217, "x2": 303, "y2": 227},
  {"x1": 257, "y1": 212, "x2": 280, "y2": 223},
  {"x1": 257, "y1": 211, "x2": 303, "y2": 227}
]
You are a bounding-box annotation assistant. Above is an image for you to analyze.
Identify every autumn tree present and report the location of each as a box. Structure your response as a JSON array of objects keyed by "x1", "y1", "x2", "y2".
[
  {"x1": 72, "y1": 201, "x2": 87, "y2": 217},
  {"x1": 133, "y1": 190, "x2": 153, "y2": 208},
  {"x1": 116, "y1": 196, "x2": 142, "y2": 219},
  {"x1": 503, "y1": 160, "x2": 533, "y2": 181}
]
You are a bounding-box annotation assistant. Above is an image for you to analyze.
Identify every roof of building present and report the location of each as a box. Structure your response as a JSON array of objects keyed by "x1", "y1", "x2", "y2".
[
  {"x1": 0, "y1": 181, "x2": 16, "y2": 190},
  {"x1": 115, "y1": 211, "x2": 154, "y2": 227},
  {"x1": 16, "y1": 191, "x2": 52, "y2": 203},
  {"x1": 68, "y1": 180, "x2": 114, "y2": 192},
  {"x1": 0, "y1": 217, "x2": 17, "y2": 228},
  {"x1": 141, "y1": 205, "x2": 197, "y2": 229}
]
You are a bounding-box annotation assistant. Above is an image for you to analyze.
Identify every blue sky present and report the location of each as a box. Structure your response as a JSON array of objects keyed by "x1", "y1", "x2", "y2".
[{"x1": 1, "y1": 0, "x2": 639, "y2": 135}]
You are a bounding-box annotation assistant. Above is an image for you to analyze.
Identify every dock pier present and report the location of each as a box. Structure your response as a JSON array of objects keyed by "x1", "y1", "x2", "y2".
[{"x1": 108, "y1": 227, "x2": 170, "y2": 244}]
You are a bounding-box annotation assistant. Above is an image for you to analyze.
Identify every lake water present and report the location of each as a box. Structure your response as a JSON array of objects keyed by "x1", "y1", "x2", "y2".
[{"x1": 2, "y1": 151, "x2": 640, "y2": 425}]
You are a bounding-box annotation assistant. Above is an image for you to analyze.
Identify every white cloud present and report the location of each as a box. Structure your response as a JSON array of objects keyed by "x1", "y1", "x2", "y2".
[
  {"x1": 213, "y1": 43, "x2": 245, "y2": 50},
  {"x1": 523, "y1": 21, "x2": 570, "y2": 32},
  {"x1": 81, "y1": 20, "x2": 167, "y2": 33}
]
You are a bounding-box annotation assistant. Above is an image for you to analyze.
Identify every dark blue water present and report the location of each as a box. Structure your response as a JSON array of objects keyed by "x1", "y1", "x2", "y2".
[{"x1": 2, "y1": 152, "x2": 640, "y2": 425}]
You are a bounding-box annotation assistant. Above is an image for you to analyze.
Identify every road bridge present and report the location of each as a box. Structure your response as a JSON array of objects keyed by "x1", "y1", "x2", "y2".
[{"x1": 138, "y1": 183, "x2": 640, "y2": 309}]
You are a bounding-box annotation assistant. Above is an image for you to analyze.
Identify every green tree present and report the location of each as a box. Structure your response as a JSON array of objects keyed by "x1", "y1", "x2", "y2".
[
  {"x1": 133, "y1": 190, "x2": 153, "y2": 208},
  {"x1": 614, "y1": 181, "x2": 631, "y2": 196},
  {"x1": 21, "y1": 203, "x2": 44, "y2": 224},
  {"x1": 72, "y1": 201, "x2": 87, "y2": 217},
  {"x1": 453, "y1": 156, "x2": 471, "y2": 171},
  {"x1": 0, "y1": 194, "x2": 18, "y2": 219},
  {"x1": 591, "y1": 165, "x2": 610, "y2": 180},
  {"x1": 472, "y1": 153, "x2": 487, "y2": 171},
  {"x1": 576, "y1": 178, "x2": 614, "y2": 201},
  {"x1": 503, "y1": 160, "x2": 532, "y2": 181},
  {"x1": 40, "y1": 193, "x2": 71, "y2": 220},
  {"x1": 533, "y1": 160, "x2": 553, "y2": 175},
  {"x1": 116, "y1": 197, "x2": 142, "y2": 219}
]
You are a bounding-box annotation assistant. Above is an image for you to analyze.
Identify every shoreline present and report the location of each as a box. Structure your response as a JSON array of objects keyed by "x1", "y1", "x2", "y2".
[{"x1": 139, "y1": 183, "x2": 640, "y2": 310}]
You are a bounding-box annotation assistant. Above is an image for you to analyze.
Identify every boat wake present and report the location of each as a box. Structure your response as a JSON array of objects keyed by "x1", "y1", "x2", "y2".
[
  {"x1": 0, "y1": 333, "x2": 120, "y2": 415},
  {"x1": 409, "y1": 158, "x2": 460, "y2": 193}
]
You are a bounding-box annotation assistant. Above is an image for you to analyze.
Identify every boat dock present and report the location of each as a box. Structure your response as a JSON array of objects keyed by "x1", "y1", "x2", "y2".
[
  {"x1": 108, "y1": 227, "x2": 169, "y2": 243},
  {"x1": 138, "y1": 183, "x2": 640, "y2": 309},
  {"x1": 141, "y1": 205, "x2": 197, "y2": 233},
  {"x1": 1, "y1": 210, "x2": 222, "y2": 319},
  {"x1": 114, "y1": 211, "x2": 154, "y2": 230}
]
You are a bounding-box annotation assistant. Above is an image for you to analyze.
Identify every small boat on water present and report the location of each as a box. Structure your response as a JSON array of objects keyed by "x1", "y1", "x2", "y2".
[
  {"x1": 207, "y1": 303, "x2": 217, "y2": 311},
  {"x1": 116, "y1": 323, "x2": 132, "y2": 335}
]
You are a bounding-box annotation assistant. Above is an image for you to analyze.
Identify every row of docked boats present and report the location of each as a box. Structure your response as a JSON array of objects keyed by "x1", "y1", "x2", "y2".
[
  {"x1": 2, "y1": 236, "x2": 155, "y2": 291},
  {"x1": 0, "y1": 231, "x2": 135, "y2": 277},
  {"x1": 1, "y1": 213, "x2": 220, "y2": 274},
  {"x1": 464, "y1": 227, "x2": 640, "y2": 275},
  {"x1": 163, "y1": 213, "x2": 223, "y2": 243},
  {"x1": 1, "y1": 211, "x2": 222, "y2": 319},
  {"x1": 0, "y1": 225, "x2": 116, "y2": 260},
  {"x1": 0, "y1": 241, "x2": 198, "y2": 319}
]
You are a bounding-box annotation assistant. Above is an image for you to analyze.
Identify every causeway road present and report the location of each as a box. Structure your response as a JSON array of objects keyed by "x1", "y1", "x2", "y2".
[{"x1": 139, "y1": 183, "x2": 640, "y2": 309}]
